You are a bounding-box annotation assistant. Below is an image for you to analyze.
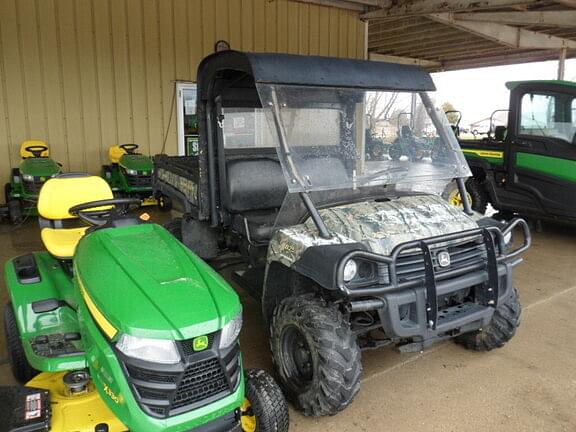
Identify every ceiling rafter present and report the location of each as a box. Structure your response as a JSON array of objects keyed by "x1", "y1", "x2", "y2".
[
  {"x1": 429, "y1": 13, "x2": 576, "y2": 48},
  {"x1": 453, "y1": 11, "x2": 576, "y2": 26},
  {"x1": 362, "y1": 0, "x2": 538, "y2": 20}
]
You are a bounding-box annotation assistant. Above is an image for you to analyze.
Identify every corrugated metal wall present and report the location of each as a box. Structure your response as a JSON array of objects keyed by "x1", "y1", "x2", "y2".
[{"x1": 0, "y1": 0, "x2": 366, "y2": 199}]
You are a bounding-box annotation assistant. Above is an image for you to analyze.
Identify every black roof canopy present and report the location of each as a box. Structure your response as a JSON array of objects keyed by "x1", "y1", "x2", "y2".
[{"x1": 196, "y1": 50, "x2": 436, "y2": 102}]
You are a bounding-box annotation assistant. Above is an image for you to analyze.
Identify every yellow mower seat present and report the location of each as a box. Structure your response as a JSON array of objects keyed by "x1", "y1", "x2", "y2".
[
  {"x1": 20, "y1": 140, "x2": 49, "y2": 158},
  {"x1": 37, "y1": 175, "x2": 114, "y2": 259},
  {"x1": 41, "y1": 227, "x2": 88, "y2": 258},
  {"x1": 108, "y1": 145, "x2": 127, "y2": 164}
]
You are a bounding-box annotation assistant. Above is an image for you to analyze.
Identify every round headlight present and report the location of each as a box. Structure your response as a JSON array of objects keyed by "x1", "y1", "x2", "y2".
[
  {"x1": 343, "y1": 259, "x2": 358, "y2": 282},
  {"x1": 126, "y1": 169, "x2": 138, "y2": 176},
  {"x1": 22, "y1": 174, "x2": 34, "y2": 182},
  {"x1": 116, "y1": 334, "x2": 181, "y2": 364}
]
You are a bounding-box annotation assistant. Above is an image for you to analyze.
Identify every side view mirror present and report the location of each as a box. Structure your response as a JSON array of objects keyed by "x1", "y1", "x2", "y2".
[{"x1": 494, "y1": 126, "x2": 507, "y2": 142}]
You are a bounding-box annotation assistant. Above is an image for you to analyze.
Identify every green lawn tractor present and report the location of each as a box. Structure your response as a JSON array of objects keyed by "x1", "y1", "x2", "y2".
[
  {"x1": 4, "y1": 140, "x2": 61, "y2": 224},
  {"x1": 2, "y1": 174, "x2": 288, "y2": 432},
  {"x1": 101, "y1": 144, "x2": 171, "y2": 210}
]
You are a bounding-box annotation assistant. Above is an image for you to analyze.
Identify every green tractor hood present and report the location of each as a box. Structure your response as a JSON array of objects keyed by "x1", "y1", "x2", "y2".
[
  {"x1": 19, "y1": 157, "x2": 60, "y2": 178},
  {"x1": 119, "y1": 154, "x2": 153, "y2": 172},
  {"x1": 74, "y1": 224, "x2": 240, "y2": 341}
]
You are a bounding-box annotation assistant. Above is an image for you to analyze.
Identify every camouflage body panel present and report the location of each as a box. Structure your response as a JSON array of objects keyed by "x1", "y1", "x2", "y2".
[
  {"x1": 267, "y1": 194, "x2": 478, "y2": 268},
  {"x1": 156, "y1": 167, "x2": 198, "y2": 206}
]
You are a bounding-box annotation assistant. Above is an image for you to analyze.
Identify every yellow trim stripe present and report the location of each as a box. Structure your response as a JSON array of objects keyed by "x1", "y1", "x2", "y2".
[
  {"x1": 463, "y1": 149, "x2": 504, "y2": 159},
  {"x1": 79, "y1": 278, "x2": 117, "y2": 339}
]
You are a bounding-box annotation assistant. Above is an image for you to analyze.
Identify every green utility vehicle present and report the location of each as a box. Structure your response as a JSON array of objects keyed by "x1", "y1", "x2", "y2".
[
  {"x1": 101, "y1": 144, "x2": 170, "y2": 209},
  {"x1": 4, "y1": 140, "x2": 61, "y2": 224},
  {"x1": 449, "y1": 81, "x2": 576, "y2": 220},
  {"x1": 154, "y1": 51, "x2": 531, "y2": 417},
  {"x1": 2, "y1": 174, "x2": 288, "y2": 432}
]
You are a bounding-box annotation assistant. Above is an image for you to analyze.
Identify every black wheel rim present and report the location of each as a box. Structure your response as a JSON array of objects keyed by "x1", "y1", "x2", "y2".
[{"x1": 281, "y1": 325, "x2": 314, "y2": 391}]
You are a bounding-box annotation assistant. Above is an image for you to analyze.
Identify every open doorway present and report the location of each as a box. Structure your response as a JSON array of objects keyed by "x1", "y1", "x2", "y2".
[{"x1": 176, "y1": 82, "x2": 198, "y2": 156}]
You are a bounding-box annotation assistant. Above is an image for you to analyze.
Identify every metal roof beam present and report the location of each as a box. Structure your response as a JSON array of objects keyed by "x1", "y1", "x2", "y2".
[
  {"x1": 362, "y1": 0, "x2": 537, "y2": 20},
  {"x1": 429, "y1": 13, "x2": 576, "y2": 48},
  {"x1": 369, "y1": 53, "x2": 441, "y2": 68},
  {"x1": 454, "y1": 11, "x2": 576, "y2": 27}
]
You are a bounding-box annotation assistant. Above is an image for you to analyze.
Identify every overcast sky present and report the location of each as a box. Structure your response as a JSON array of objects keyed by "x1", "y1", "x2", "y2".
[{"x1": 432, "y1": 58, "x2": 576, "y2": 127}]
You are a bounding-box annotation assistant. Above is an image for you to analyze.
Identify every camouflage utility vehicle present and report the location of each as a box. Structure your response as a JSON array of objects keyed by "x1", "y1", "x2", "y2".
[{"x1": 154, "y1": 51, "x2": 531, "y2": 417}]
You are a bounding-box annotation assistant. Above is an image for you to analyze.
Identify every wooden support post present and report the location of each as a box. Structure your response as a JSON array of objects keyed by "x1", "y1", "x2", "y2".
[{"x1": 558, "y1": 47, "x2": 567, "y2": 80}]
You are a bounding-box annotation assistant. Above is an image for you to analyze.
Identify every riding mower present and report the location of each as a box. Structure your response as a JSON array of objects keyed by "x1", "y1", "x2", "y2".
[
  {"x1": 4, "y1": 140, "x2": 61, "y2": 224},
  {"x1": 1, "y1": 174, "x2": 288, "y2": 431},
  {"x1": 388, "y1": 115, "x2": 428, "y2": 161},
  {"x1": 101, "y1": 144, "x2": 171, "y2": 211}
]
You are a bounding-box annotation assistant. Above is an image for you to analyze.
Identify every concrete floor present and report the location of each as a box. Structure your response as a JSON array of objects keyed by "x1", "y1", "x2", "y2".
[{"x1": 1, "y1": 215, "x2": 575, "y2": 431}]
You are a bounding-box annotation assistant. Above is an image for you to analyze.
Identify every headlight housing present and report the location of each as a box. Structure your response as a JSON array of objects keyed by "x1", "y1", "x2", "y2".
[
  {"x1": 126, "y1": 169, "x2": 138, "y2": 176},
  {"x1": 116, "y1": 334, "x2": 181, "y2": 364},
  {"x1": 219, "y1": 313, "x2": 242, "y2": 349},
  {"x1": 22, "y1": 174, "x2": 34, "y2": 182},
  {"x1": 343, "y1": 259, "x2": 358, "y2": 282}
]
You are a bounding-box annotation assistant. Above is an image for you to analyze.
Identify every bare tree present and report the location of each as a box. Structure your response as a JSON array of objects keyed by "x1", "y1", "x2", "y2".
[{"x1": 366, "y1": 92, "x2": 400, "y2": 131}]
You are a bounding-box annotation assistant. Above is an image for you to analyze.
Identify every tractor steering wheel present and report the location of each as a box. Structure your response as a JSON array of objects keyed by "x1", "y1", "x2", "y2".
[
  {"x1": 25, "y1": 145, "x2": 49, "y2": 158},
  {"x1": 69, "y1": 198, "x2": 142, "y2": 226},
  {"x1": 120, "y1": 143, "x2": 139, "y2": 154}
]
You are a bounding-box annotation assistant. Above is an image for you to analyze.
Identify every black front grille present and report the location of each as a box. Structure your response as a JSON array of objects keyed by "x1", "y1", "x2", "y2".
[
  {"x1": 394, "y1": 236, "x2": 487, "y2": 283},
  {"x1": 121, "y1": 334, "x2": 241, "y2": 419},
  {"x1": 172, "y1": 358, "x2": 228, "y2": 409},
  {"x1": 126, "y1": 174, "x2": 152, "y2": 187},
  {"x1": 22, "y1": 179, "x2": 45, "y2": 195}
]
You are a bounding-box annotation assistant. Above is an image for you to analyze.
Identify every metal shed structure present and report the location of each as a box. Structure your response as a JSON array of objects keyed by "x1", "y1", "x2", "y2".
[{"x1": 302, "y1": 0, "x2": 576, "y2": 72}]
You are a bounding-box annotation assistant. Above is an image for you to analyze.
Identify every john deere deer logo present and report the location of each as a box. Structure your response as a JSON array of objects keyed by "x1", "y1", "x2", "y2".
[{"x1": 193, "y1": 335, "x2": 209, "y2": 351}]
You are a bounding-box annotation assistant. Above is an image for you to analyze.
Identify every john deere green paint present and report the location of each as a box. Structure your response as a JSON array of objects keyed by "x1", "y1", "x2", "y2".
[
  {"x1": 101, "y1": 144, "x2": 172, "y2": 210},
  {"x1": 445, "y1": 80, "x2": 576, "y2": 221},
  {"x1": 1, "y1": 173, "x2": 289, "y2": 431},
  {"x1": 4, "y1": 140, "x2": 61, "y2": 224}
]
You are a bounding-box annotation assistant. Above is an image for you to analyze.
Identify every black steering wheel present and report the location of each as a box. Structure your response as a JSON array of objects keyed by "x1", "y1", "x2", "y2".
[
  {"x1": 25, "y1": 145, "x2": 49, "y2": 158},
  {"x1": 120, "y1": 143, "x2": 139, "y2": 154},
  {"x1": 69, "y1": 198, "x2": 142, "y2": 226}
]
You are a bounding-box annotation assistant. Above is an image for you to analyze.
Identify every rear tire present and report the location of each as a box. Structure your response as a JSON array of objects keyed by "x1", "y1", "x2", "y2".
[
  {"x1": 270, "y1": 294, "x2": 362, "y2": 416},
  {"x1": 455, "y1": 288, "x2": 521, "y2": 351},
  {"x1": 8, "y1": 199, "x2": 23, "y2": 224},
  {"x1": 157, "y1": 194, "x2": 172, "y2": 212},
  {"x1": 3, "y1": 304, "x2": 37, "y2": 383},
  {"x1": 242, "y1": 368, "x2": 289, "y2": 432},
  {"x1": 163, "y1": 218, "x2": 182, "y2": 241}
]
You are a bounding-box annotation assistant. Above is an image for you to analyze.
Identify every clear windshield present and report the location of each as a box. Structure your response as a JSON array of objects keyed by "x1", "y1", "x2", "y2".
[{"x1": 256, "y1": 84, "x2": 471, "y2": 193}]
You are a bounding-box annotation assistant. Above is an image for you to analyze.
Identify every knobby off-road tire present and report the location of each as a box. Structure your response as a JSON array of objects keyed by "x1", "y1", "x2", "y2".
[
  {"x1": 163, "y1": 218, "x2": 182, "y2": 241},
  {"x1": 442, "y1": 178, "x2": 488, "y2": 214},
  {"x1": 3, "y1": 304, "x2": 37, "y2": 382},
  {"x1": 270, "y1": 294, "x2": 362, "y2": 416},
  {"x1": 242, "y1": 368, "x2": 289, "y2": 432},
  {"x1": 455, "y1": 288, "x2": 522, "y2": 351}
]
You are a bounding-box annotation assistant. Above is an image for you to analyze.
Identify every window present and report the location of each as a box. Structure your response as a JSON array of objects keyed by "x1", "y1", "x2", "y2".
[
  {"x1": 221, "y1": 108, "x2": 276, "y2": 149},
  {"x1": 520, "y1": 92, "x2": 576, "y2": 144}
]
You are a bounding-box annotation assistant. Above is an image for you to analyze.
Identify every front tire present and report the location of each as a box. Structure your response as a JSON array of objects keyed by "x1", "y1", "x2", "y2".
[
  {"x1": 7, "y1": 199, "x2": 23, "y2": 224},
  {"x1": 388, "y1": 144, "x2": 402, "y2": 160},
  {"x1": 455, "y1": 288, "x2": 521, "y2": 351},
  {"x1": 270, "y1": 294, "x2": 362, "y2": 416},
  {"x1": 157, "y1": 193, "x2": 172, "y2": 212},
  {"x1": 241, "y1": 369, "x2": 289, "y2": 432},
  {"x1": 4, "y1": 304, "x2": 37, "y2": 382},
  {"x1": 163, "y1": 218, "x2": 182, "y2": 241}
]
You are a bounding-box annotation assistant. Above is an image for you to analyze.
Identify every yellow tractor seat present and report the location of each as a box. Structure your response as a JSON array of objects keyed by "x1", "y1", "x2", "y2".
[
  {"x1": 108, "y1": 145, "x2": 127, "y2": 164},
  {"x1": 20, "y1": 140, "x2": 50, "y2": 158},
  {"x1": 41, "y1": 227, "x2": 88, "y2": 258},
  {"x1": 37, "y1": 175, "x2": 114, "y2": 259}
]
